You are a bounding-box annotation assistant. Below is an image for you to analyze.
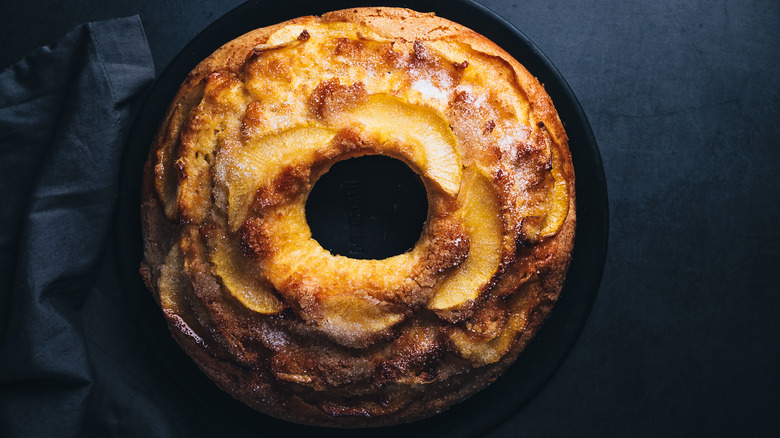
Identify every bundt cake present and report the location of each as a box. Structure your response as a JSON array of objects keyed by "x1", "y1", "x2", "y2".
[{"x1": 140, "y1": 7, "x2": 575, "y2": 427}]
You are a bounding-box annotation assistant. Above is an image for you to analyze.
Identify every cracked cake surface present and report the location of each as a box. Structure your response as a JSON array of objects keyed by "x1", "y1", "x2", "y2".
[{"x1": 140, "y1": 7, "x2": 575, "y2": 427}]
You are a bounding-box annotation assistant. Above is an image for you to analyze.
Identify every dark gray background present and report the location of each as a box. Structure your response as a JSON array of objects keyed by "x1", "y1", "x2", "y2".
[{"x1": 2, "y1": 0, "x2": 778, "y2": 435}]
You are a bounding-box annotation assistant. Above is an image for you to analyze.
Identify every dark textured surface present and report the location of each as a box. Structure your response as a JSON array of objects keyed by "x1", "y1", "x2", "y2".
[
  {"x1": 306, "y1": 155, "x2": 429, "y2": 259},
  {"x1": 1, "y1": 0, "x2": 778, "y2": 436}
]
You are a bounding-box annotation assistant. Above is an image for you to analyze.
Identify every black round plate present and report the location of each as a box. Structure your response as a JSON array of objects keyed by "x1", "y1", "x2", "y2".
[{"x1": 115, "y1": 1, "x2": 608, "y2": 436}]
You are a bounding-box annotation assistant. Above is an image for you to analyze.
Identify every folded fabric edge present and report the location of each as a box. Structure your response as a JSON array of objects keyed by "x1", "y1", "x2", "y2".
[{"x1": 88, "y1": 15, "x2": 155, "y2": 107}]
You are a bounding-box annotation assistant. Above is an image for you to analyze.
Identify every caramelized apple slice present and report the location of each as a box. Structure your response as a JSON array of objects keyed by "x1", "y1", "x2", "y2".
[
  {"x1": 209, "y1": 234, "x2": 285, "y2": 315},
  {"x1": 174, "y1": 112, "x2": 221, "y2": 224},
  {"x1": 158, "y1": 242, "x2": 189, "y2": 313},
  {"x1": 158, "y1": 241, "x2": 215, "y2": 346},
  {"x1": 449, "y1": 282, "x2": 537, "y2": 365},
  {"x1": 218, "y1": 124, "x2": 337, "y2": 229},
  {"x1": 153, "y1": 143, "x2": 181, "y2": 221},
  {"x1": 426, "y1": 40, "x2": 533, "y2": 125},
  {"x1": 258, "y1": 22, "x2": 388, "y2": 50},
  {"x1": 540, "y1": 141, "x2": 570, "y2": 237},
  {"x1": 319, "y1": 295, "x2": 404, "y2": 345},
  {"x1": 346, "y1": 95, "x2": 461, "y2": 196},
  {"x1": 176, "y1": 72, "x2": 249, "y2": 224},
  {"x1": 428, "y1": 168, "x2": 503, "y2": 310},
  {"x1": 517, "y1": 141, "x2": 570, "y2": 241},
  {"x1": 158, "y1": 240, "x2": 237, "y2": 356},
  {"x1": 153, "y1": 81, "x2": 207, "y2": 221}
]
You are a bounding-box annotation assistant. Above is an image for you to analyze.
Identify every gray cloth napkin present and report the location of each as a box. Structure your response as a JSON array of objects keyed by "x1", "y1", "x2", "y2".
[{"x1": 0, "y1": 15, "x2": 204, "y2": 437}]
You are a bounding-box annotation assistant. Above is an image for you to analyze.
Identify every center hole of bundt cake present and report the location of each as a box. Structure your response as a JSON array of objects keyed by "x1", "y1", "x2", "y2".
[{"x1": 305, "y1": 155, "x2": 428, "y2": 260}]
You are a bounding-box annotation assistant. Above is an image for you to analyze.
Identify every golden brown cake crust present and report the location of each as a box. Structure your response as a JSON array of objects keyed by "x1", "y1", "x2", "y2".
[{"x1": 140, "y1": 7, "x2": 576, "y2": 428}]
